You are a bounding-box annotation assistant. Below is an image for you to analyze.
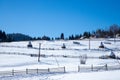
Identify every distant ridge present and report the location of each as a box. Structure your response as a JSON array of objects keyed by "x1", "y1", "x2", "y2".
[{"x1": 7, "y1": 33, "x2": 32, "y2": 41}]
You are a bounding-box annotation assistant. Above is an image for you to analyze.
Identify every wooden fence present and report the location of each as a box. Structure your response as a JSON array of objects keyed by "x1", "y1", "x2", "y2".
[
  {"x1": 78, "y1": 64, "x2": 120, "y2": 72},
  {"x1": 0, "y1": 67, "x2": 65, "y2": 77},
  {"x1": 0, "y1": 64, "x2": 120, "y2": 77}
]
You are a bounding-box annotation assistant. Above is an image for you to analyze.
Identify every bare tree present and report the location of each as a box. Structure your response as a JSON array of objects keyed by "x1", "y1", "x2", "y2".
[
  {"x1": 109, "y1": 24, "x2": 120, "y2": 37},
  {"x1": 109, "y1": 24, "x2": 120, "y2": 43}
]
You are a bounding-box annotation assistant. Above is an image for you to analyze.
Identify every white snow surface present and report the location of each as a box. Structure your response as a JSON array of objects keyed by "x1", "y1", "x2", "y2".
[{"x1": 0, "y1": 38, "x2": 120, "y2": 80}]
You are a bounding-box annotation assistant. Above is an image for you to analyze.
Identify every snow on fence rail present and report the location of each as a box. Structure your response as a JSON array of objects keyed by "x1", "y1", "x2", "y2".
[{"x1": 0, "y1": 67, "x2": 65, "y2": 77}]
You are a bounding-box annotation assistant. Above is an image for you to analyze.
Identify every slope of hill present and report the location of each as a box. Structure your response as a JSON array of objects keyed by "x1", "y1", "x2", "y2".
[{"x1": 0, "y1": 39, "x2": 120, "y2": 80}]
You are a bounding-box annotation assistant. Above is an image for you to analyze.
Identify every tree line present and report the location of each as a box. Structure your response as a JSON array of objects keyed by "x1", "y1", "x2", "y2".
[
  {"x1": 68, "y1": 24, "x2": 120, "y2": 40},
  {"x1": 0, "y1": 24, "x2": 120, "y2": 42}
]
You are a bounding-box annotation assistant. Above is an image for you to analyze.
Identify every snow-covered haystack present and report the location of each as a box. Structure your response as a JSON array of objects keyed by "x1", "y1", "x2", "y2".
[
  {"x1": 99, "y1": 51, "x2": 116, "y2": 59},
  {"x1": 80, "y1": 54, "x2": 87, "y2": 64},
  {"x1": 109, "y1": 51, "x2": 116, "y2": 59},
  {"x1": 61, "y1": 43, "x2": 66, "y2": 49},
  {"x1": 27, "y1": 41, "x2": 33, "y2": 48},
  {"x1": 99, "y1": 42, "x2": 104, "y2": 48}
]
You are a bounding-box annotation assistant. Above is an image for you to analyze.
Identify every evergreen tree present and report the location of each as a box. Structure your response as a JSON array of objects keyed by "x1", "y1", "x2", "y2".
[
  {"x1": 0, "y1": 30, "x2": 2, "y2": 39},
  {"x1": 83, "y1": 32, "x2": 90, "y2": 38},
  {"x1": 2, "y1": 31, "x2": 7, "y2": 41},
  {"x1": 0, "y1": 30, "x2": 7, "y2": 42},
  {"x1": 51, "y1": 37, "x2": 54, "y2": 40},
  {"x1": 42, "y1": 35, "x2": 50, "y2": 40},
  {"x1": 75, "y1": 34, "x2": 80, "y2": 39},
  {"x1": 60, "y1": 33, "x2": 64, "y2": 40}
]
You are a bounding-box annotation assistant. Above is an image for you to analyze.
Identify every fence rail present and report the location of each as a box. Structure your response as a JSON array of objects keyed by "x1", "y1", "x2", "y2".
[
  {"x1": 1, "y1": 44, "x2": 119, "y2": 51},
  {"x1": 0, "y1": 52, "x2": 99, "y2": 59}
]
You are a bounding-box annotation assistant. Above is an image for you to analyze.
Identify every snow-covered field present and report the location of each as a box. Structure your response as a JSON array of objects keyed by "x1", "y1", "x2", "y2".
[{"x1": 0, "y1": 38, "x2": 120, "y2": 80}]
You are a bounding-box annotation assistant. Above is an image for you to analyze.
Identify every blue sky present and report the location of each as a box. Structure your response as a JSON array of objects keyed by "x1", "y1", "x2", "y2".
[{"x1": 0, "y1": 0, "x2": 120, "y2": 37}]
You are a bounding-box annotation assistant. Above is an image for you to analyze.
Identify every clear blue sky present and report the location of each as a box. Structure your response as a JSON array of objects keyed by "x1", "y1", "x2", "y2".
[{"x1": 0, "y1": 0, "x2": 120, "y2": 38}]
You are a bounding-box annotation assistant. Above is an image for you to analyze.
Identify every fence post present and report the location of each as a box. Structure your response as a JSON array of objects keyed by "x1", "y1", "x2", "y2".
[
  {"x1": 78, "y1": 66, "x2": 80, "y2": 72},
  {"x1": 105, "y1": 64, "x2": 108, "y2": 70},
  {"x1": 12, "y1": 69, "x2": 14, "y2": 76},
  {"x1": 26, "y1": 68, "x2": 28, "y2": 74},
  {"x1": 48, "y1": 68, "x2": 50, "y2": 72},
  {"x1": 91, "y1": 64, "x2": 93, "y2": 71},
  {"x1": 64, "y1": 66, "x2": 66, "y2": 73},
  {"x1": 37, "y1": 68, "x2": 38, "y2": 74}
]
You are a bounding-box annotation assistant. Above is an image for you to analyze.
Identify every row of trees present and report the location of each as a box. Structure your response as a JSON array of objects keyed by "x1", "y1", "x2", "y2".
[
  {"x1": 69, "y1": 24, "x2": 120, "y2": 40},
  {"x1": 95, "y1": 24, "x2": 120, "y2": 38},
  {"x1": 0, "y1": 24, "x2": 120, "y2": 42},
  {"x1": 0, "y1": 32, "x2": 52, "y2": 42},
  {"x1": 30, "y1": 24, "x2": 120, "y2": 40}
]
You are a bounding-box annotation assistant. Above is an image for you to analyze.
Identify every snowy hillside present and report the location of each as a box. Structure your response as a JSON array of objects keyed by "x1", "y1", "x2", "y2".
[{"x1": 0, "y1": 38, "x2": 120, "y2": 80}]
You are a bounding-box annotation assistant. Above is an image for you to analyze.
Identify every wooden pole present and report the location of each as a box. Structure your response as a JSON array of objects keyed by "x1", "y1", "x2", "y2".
[
  {"x1": 12, "y1": 69, "x2": 14, "y2": 76},
  {"x1": 26, "y1": 68, "x2": 28, "y2": 74},
  {"x1": 78, "y1": 66, "x2": 80, "y2": 72},
  {"x1": 37, "y1": 68, "x2": 38, "y2": 74},
  {"x1": 38, "y1": 43, "x2": 41, "y2": 62},
  {"x1": 91, "y1": 64, "x2": 93, "y2": 71},
  {"x1": 105, "y1": 64, "x2": 108, "y2": 70},
  {"x1": 89, "y1": 38, "x2": 90, "y2": 50},
  {"x1": 88, "y1": 31, "x2": 91, "y2": 50},
  {"x1": 64, "y1": 66, "x2": 66, "y2": 73},
  {"x1": 114, "y1": 34, "x2": 116, "y2": 43},
  {"x1": 48, "y1": 68, "x2": 50, "y2": 72}
]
